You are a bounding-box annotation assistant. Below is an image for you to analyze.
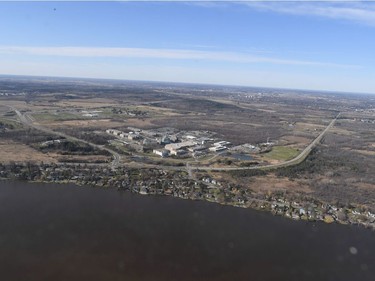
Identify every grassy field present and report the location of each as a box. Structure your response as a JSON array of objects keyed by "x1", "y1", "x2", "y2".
[
  {"x1": 0, "y1": 117, "x2": 23, "y2": 129},
  {"x1": 264, "y1": 146, "x2": 300, "y2": 161},
  {"x1": 32, "y1": 112, "x2": 85, "y2": 122}
]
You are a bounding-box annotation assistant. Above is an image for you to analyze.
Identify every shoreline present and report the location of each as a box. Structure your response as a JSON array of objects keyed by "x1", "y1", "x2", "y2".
[{"x1": 0, "y1": 162, "x2": 374, "y2": 231}]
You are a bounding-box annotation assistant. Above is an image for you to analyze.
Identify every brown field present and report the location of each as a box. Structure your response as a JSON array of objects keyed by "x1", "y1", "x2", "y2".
[
  {"x1": 344, "y1": 148, "x2": 375, "y2": 156},
  {"x1": 120, "y1": 118, "x2": 156, "y2": 128},
  {"x1": 48, "y1": 119, "x2": 124, "y2": 129},
  {"x1": 281, "y1": 135, "x2": 311, "y2": 146},
  {"x1": 0, "y1": 140, "x2": 56, "y2": 163},
  {"x1": 250, "y1": 175, "x2": 312, "y2": 193},
  {"x1": 55, "y1": 98, "x2": 117, "y2": 108}
]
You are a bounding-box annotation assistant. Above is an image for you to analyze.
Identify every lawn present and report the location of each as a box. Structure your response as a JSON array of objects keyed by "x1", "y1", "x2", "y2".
[
  {"x1": 264, "y1": 146, "x2": 300, "y2": 161},
  {"x1": 32, "y1": 112, "x2": 84, "y2": 122}
]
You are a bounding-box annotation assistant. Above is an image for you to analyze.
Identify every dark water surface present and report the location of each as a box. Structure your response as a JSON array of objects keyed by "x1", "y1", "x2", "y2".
[{"x1": 0, "y1": 181, "x2": 373, "y2": 281}]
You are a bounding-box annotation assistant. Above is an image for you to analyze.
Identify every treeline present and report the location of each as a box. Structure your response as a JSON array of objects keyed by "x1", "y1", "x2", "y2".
[
  {"x1": 56, "y1": 128, "x2": 115, "y2": 145},
  {"x1": 228, "y1": 169, "x2": 268, "y2": 178},
  {"x1": 0, "y1": 121, "x2": 15, "y2": 130},
  {"x1": 1, "y1": 128, "x2": 57, "y2": 144},
  {"x1": 0, "y1": 161, "x2": 41, "y2": 181},
  {"x1": 40, "y1": 141, "x2": 111, "y2": 156},
  {"x1": 274, "y1": 148, "x2": 338, "y2": 179},
  {"x1": 274, "y1": 146, "x2": 367, "y2": 180},
  {"x1": 1, "y1": 126, "x2": 110, "y2": 157}
]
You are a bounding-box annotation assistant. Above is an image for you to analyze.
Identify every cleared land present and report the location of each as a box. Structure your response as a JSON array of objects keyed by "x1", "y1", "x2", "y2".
[
  {"x1": 263, "y1": 146, "x2": 300, "y2": 161},
  {"x1": 0, "y1": 140, "x2": 56, "y2": 163}
]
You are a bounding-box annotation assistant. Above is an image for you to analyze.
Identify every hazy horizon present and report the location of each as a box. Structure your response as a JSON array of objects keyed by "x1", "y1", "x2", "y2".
[{"x1": 1, "y1": 1, "x2": 375, "y2": 94}]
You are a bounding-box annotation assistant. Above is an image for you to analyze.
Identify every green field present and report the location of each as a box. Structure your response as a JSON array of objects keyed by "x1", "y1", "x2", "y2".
[
  {"x1": 264, "y1": 146, "x2": 300, "y2": 161},
  {"x1": 0, "y1": 117, "x2": 23, "y2": 129},
  {"x1": 32, "y1": 112, "x2": 85, "y2": 121}
]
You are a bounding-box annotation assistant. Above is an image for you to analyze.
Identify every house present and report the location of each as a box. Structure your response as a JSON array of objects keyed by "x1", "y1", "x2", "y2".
[
  {"x1": 106, "y1": 129, "x2": 122, "y2": 136},
  {"x1": 170, "y1": 135, "x2": 179, "y2": 143},
  {"x1": 153, "y1": 149, "x2": 170, "y2": 157},
  {"x1": 139, "y1": 186, "x2": 149, "y2": 195},
  {"x1": 185, "y1": 135, "x2": 197, "y2": 140},
  {"x1": 128, "y1": 133, "x2": 141, "y2": 140},
  {"x1": 196, "y1": 137, "x2": 212, "y2": 145},
  {"x1": 127, "y1": 127, "x2": 141, "y2": 132},
  {"x1": 158, "y1": 135, "x2": 171, "y2": 145}
]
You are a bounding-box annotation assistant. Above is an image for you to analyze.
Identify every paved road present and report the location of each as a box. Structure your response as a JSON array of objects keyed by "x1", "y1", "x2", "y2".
[
  {"x1": 7, "y1": 104, "x2": 339, "y2": 173},
  {"x1": 189, "y1": 113, "x2": 340, "y2": 172},
  {"x1": 7, "y1": 105, "x2": 121, "y2": 169}
]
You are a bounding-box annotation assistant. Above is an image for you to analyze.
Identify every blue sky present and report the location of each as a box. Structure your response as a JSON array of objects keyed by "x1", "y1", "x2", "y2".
[{"x1": 0, "y1": 1, "x2": 374, "y2": 93}]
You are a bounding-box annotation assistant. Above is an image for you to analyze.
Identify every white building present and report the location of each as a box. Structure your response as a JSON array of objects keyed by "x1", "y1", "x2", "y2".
[
  {"x1": 170, "y1": 149, "x2": 187, "y2": 156},
  {"x1": 106, "y1": 129, "x2": 122, "y2": 136},
  {"x1": 165, "y1": 141, "x2": 196, "y2": 152},
  {"x1": 209, "y1": 146, "x2": 227, "y2": 152},
  {"x1": 128, "y1": 134, "x2": 141, "y2": 140},
  {"x1": 213, "y1": 141, "x2": 231, "y2": 147},
  {"x1": 153, "y1": 149, "x2": 170, "y2": 157}
]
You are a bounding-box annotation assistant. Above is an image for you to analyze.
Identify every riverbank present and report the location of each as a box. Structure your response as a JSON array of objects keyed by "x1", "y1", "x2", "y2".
[{"x1": 0, "y1": 161, "x2": 374, "y2": 230}]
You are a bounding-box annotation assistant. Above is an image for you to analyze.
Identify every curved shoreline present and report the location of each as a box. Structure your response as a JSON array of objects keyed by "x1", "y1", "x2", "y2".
[{"x1": 1, "y1": 167, "x2": 374, "y2": 231}]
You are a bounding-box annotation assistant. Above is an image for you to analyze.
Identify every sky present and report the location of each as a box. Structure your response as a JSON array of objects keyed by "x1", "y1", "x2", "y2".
[{"x1": 0, "y1": 1, "x2": 374, "y2": 94}]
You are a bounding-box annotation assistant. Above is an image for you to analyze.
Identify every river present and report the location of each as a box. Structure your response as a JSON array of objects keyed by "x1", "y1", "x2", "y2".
[{"x1": 0, "y1": 181, "x2": 373, "y2": 281}]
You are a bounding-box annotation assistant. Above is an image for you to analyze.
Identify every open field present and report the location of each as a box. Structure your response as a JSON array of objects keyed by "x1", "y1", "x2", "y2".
[
  {"x1": 263, "y1": 146, "x2": 300, "y2": 161},
  {"x1": 0, "y1": 140, "x2": 56, "y2": 163}
]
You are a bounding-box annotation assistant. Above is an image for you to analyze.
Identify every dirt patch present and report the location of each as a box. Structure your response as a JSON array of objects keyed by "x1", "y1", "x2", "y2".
[
  {"x1": 250, "y1": 175, "x2": 311, "y2": 193},
  {"x1": 48, "y1": 119, "x2": 124, "y2": 129},
  {"x1": 0, "y1": 140, "x2": 56, "y2": 163},
  {"x1": 351, "y1": 149, "x2": 375, "y2": 156},
  {"x1": 123, "y1": 118, "x2": 156, "y2": 129},
  {"x1": 57, "y1": 155, "x2": 110, "y2": 163},
  {"x1": 295, "y1": 122, "x2": 326, "y2": 129},
  {"x1": 354, "y1": 182, "x2": 375, "y2": 191},
  {"x1": 329, "y1": 127, "x2": 355, "y2": 136},
  {"x1": 281, "y1": 135, "x2": 311, "y2": 146},
  {"x1": 56, "y1": 98, "x2": 117, "y2": 108}
]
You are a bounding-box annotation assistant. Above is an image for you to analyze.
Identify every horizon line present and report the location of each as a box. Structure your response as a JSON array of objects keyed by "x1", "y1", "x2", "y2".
[{"x1": 1, "y1": 73, "x2": 373, "y2": 96}]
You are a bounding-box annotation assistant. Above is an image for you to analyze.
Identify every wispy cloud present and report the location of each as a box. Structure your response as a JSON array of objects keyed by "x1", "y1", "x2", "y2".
[
  {"x1": 245, "y1": 1, "x2": 375, "y2": 27},
  {"x1": 0, "y1": 46, "x2": 359, "y2": 68}
]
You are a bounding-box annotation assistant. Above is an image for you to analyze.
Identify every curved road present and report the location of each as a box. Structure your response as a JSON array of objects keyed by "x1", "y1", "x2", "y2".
[
  {"x1": 6, "y1": 105, "x2": 121, "y2": 169},
  {"x1": 7, "y1": 104, "x2": 339, "y2": 173},
  {"x1": 189, "y1": 113, "x2": 340, "y2": 172}
]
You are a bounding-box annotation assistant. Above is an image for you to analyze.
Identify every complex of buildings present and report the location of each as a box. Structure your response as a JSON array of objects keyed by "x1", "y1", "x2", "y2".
[{"x1": 106, "y1": 127, "x2": 233, "y2": 158}]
